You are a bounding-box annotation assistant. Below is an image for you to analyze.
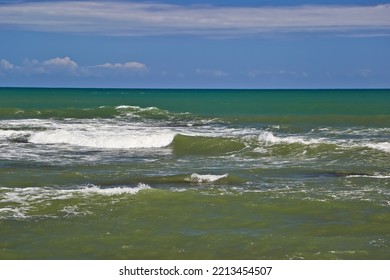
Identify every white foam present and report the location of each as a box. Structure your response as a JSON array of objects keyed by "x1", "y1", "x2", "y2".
[
  {"x1": 253, "y1": 147, "x2": 268, "y2": 153},
  {"x1": 0, "y1": 118, "x2": 57, "y2": 128},
  {"x1": 76, "y1": 183, "x2": 151, "y2": 195},
  {"x1": 60, "y1": 205, "x2": 89, "y2": 217},
  {"x1": 115, "y1": 105, "x2": 166, "y2": 117},
  {"x1": 187, "y1": 173, "x2": 228, "y2": 183},
  {"x1": 0, "y1": 207, "x2": 28, "y2": 219},
  {"x1": 0, "y1": 183, "x2": 150, "y2": 219},
  {"x1": 116, "y1": 105, "x2": 159, "y2": 110},
  {"x1": 346, "y1": 174, "x2": 390, "y2": 179},
  {"x1": 2, "y1": 117, "x2": 179, "y2": 149},
  {"x1": 257, "y1": 131, "x2": 322, "y2": 145},
  {"x1": 115, "y1": 105, "x2": 135, "y2": 109},
  {"x1": 365, "y1": 142, "x2": 390, "y2": 153},
  {"x1": 257, "y1": 131, "x2": 279, "y2": 143},
  {"x1": 0, "y1": 130, "x2": 26, "y2": 139},
  {"x1": 0, "y1": 184, "x2": 151, "y2": 219},
  {"x1": 29, "y1": 129, "x2": 176, "y2": 149},
  {"x1": 0, "y1": 184, "x2": 151, "y2": 204}
]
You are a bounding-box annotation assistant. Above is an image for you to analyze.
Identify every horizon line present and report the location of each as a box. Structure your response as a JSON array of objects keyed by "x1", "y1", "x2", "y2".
[{"x1": 1, "y1": 86, "x2": 389, "y2": 91}]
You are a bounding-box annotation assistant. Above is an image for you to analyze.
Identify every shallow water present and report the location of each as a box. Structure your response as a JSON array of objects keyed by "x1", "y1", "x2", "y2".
[{"x1": 0, "y1": 88, "x2": 389, "y2": 259}]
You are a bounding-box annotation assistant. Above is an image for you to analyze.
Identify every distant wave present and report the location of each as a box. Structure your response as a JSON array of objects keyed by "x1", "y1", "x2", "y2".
[{"x1": 0, "y1": 104, "x2": 214, "y2": 127}]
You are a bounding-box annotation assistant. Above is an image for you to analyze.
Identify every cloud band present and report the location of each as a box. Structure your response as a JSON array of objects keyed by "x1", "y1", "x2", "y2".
[{"x1": 0, "y1": 1, "x2": 389, "y2": 36}]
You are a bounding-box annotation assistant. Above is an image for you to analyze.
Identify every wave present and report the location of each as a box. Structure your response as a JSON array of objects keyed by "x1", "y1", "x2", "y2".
[
  {"x1": 256, "y1": 131, "x2": 390, "y2": 156},
  {"x1": 257, "y1": 131, "x2": 323, "y2": 145},
  {"x1": 115, "y1": 105, "x2": 219, "y2": 127},
  {"x1": 115, "y1": 105, "x2": 173, "y2": 120},
  {"x1": 130, "y1": 173, "x2": 246, "y2": 186},
  {"x1": 1, "y1": 183, "x2": 151, "y2": 202},
  {"x1": 2, "y1": 127, "x2": 389, "y2": 158},
  {"x1": 0, "y1": 107, "x2": 118, "y2": 119},
  {"x1": 185, "y1": 173, "x2": 228, "y2": 183},
  {"x1": 0, "y1": 118, "x2": 177, "y2": 149},
  {"x1": 0, "y1": 105, "x2": 214, "y2": 126},
  {"x1": 29, "y1": 129, "x2": 176, "y2": 149},
  {"x1": 0, "y1": 130, "x2": 26, "y2": 139},
  {"x1": 365, "y1": 142, "x2": 390, "y2": 153},
  {"x1": 1, "y1": 115, "x2": 389, "y2": 158},
  {"x1": 77, "y1": 183, "x2": 151, "y2": 195},
  {"x1": 0, "y1": 130, "x2": 32, "y2": 144},
  {"x1": 346, "y1": 174, "x2": 390, "y2": 179}
]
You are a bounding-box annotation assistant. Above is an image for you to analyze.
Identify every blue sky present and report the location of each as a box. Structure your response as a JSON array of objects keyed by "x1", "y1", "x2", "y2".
[{"x1": 0, "y1": 0, "x2": 389, "y2": 88}]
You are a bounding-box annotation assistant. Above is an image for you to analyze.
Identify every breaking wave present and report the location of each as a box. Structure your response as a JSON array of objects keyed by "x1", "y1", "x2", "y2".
[
  {"x1": 29, "y1": 130, "x2": 176, "y2": 149},
  {"x1": 185, "y1": 173, "x2": 229, "y2": 183},
  {"x1": 0, "y1": 106, "x2": 389, "y2": 158}
]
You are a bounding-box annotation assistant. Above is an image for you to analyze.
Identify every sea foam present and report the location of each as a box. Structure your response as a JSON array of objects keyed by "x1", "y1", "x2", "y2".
[
  {"x1": 0, "y1": 184, "x2": 151, "y2": 219},
  {"x1": 76, "y1": 183, "x2": 151, "y2": 195},
  {"x1": 0, "y1": 184, "x2": 151, "y2": 203}
]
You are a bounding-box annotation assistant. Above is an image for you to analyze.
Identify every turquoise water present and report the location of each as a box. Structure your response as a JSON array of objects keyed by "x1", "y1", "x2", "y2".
[{"x1": 0, "y1": 88, "x2": 389, "y2": 259}]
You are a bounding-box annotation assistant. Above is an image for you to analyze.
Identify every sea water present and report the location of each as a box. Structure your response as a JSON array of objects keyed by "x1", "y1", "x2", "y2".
[{"x1": 0, "y1": 88, "x2": 389, "y2": 259}]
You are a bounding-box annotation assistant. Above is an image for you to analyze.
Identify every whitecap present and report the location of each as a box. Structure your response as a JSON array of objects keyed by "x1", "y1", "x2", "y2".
[
  {"x1": 28, "y1": 129, "x2": 176, "y2": 149},
  {"x1": 76, "y1": 183, "x2": 151, "y2": 195},
  {"x1": 346, "y1": 174, "x2": 390, "y2": 179},
  {"x1": 0, "y1": 130, "x2": 28, "y2": 139},
  {"x1": 186, "y1": 173, "x2": 228, "y2": 183},
  {"x1": 365, "y1": 142, "x2": 390, "y2": 153}
]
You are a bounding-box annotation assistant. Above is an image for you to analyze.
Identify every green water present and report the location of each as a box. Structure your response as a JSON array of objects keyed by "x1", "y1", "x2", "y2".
[{"x1": 0, "y1": 88, "x2": 389, "y2": 259}]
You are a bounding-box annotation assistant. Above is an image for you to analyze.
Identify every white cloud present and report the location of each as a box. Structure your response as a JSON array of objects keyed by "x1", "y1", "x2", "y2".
[
  {"x1": 0, "y1": 57, "x2": 147, "y2": 77},
  {"x1": 92, "y1": 62, "x2": 147, "y2": 70},
  {"x1": 32, "y1": 56, "x2": 79, "y2": 75},
  {"x1": 196, "y1": 68, "x2": 229, "y2": 77},
  {"x1": 0, "y1": 2, "x2": 389, "y2": 36},
  {"x1": 359, "y1": 68, "x2": 373, "y2": 78},
  {"x1": 249, "y1": 70, "x2": 309, "y2": 78},
  {"x1": 88, "y1": 61, "x2": 148, "y2": 77},
  {"x1": 346, "y1": 68, "x2": 374, "y2": 79},
  {"x1": 43, "y1": 56, "x2": 78, "y2": 70},
  {"x1": 0, "y1": 59, "x2": 14, "y2": 70}
]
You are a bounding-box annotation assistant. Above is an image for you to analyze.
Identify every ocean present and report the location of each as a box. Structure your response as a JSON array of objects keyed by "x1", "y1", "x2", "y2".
[{"x1": 0, "y1": 88, "x2": 389, "y2": 259}]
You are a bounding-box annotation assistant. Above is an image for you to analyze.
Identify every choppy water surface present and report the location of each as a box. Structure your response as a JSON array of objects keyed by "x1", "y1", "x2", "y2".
[{"x1": 0, "y1": 88, "x2": 389, "y2": 259}]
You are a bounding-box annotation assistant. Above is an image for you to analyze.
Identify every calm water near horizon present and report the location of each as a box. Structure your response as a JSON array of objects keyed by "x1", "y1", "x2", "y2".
[{"x1": 0, "y1": 88, "x2": 389, "y2": 259}]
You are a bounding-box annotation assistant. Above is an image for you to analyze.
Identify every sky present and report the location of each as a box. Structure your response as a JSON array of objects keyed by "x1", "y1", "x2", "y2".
[{"x1": 0, "y1": 0, "x2": 390, "y2": 88}]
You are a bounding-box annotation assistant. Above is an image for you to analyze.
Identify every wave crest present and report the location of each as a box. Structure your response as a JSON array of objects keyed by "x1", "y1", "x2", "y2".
[
  {"x1": 29, "y1": 129, "x2": 176, "y2": 149},
  {"x1": 186, "y1": 173, "x2": 228, "y2": 183}
]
